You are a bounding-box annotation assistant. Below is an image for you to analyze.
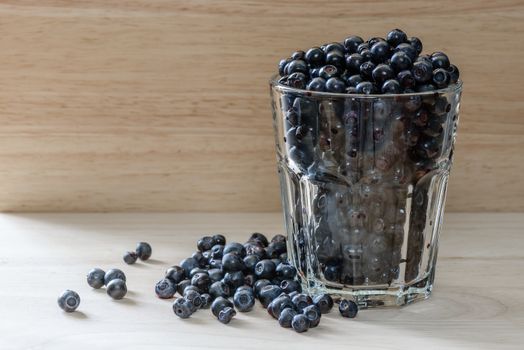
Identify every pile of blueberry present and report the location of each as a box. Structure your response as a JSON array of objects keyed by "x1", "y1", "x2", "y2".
[
  {"x1": 57, "y1": 242, "x2": 153, "y2": 312},
  {"x1": 157, "y1": 232, "x2": 358, "y2": 332},
  {"x1": 277, "y1": 29, "x2": 459, "y2": 94}
]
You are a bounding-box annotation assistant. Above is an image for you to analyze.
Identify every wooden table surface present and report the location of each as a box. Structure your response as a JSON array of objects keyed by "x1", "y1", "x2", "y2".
[{"x1": 0, "y1": 212, "x2": 522, "y2": 349}]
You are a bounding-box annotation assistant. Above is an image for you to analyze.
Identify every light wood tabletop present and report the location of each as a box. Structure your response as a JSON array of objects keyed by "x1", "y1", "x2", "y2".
[{"x1": 0, "y1": 212, "x2": 522, "y2": 350}]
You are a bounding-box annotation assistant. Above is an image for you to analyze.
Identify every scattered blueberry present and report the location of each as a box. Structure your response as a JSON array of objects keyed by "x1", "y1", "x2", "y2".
[
  {"x1": 197, "y1": 236, "x2": 216, "y2": 252},
  {"x1": 302, "y1": 304, "x2": 321, "y2": 328},
  {"x1": 313, "y1": 294, "x2": 334, "y2": 314},
  {"x1": 106, "y1": 279, "x2": 127, "y2": 300},
  {"x1": 211, "y1": 296, "x2": 234, "y2": 317},
  {"x1": 280, "y1": 279, "x2": 302, "y2": 294},
  {"x1": 292, "y1": 293, "x2": 313, "y2": 312},
  {"x1": 104, "y1": 268, "x2": 126, "y2": 286},
  {"x1": 87, "y1": 268, "x2": 105, "y2": 289},
  {"x1": 57, "y1": 290, "x2": 80, "y2": 312},
  {"x1": 191, "y1": 272, "x2": 212, "y2": 293},
  {"x1": 278, "y1": 308, "x2": 298, "y2": 328},
  {"x1": 135, "y1": 242, "x2": 152, "y2": 261},
  {"x1": 123, "y1": 251, "x2": 138, "y2": 265},
  {"x1": 234, "y1": 289, "x2": 255, "y2": 312},
  {"x1": 165, "y1": 265, "x2": 185, "y2": 284},
  {"x1": 222, "y1": 253, "x2": 245, "y2": 272},
  {"x1": 183, "y1": 290, "x2": 203, "y2": 311},
  {"x1": 180, "y1": 257, "x2": 199, "y2": 277},
  {"x1": 258, "y1": 285, "x2": 283, "y2": 308},
  {"x1": 255, "y1": 259, "x2": 277, "y2": 279},
  {"x1": 209, "y1": 281, "x2": 231, "y2": 299},
  {"x1": 339, "y1": 299, "x2": 359, "y2": 318},
  {"x1": 213, "y1": 234, "x2": 226, "y2": 246}
]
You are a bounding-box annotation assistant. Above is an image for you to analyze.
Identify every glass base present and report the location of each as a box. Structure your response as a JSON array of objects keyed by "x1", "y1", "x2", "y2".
[{"x1": 303, "y1": 270, "x2": 435, "y2": 308}]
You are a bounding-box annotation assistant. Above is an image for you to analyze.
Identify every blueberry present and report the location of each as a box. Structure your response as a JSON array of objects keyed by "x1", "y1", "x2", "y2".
[
  {"x1": 202, "y1": 251, "x2": 212, "y2": 261},
  {"x1": 223, "y1": 271, "x2": 245, "y2": 290},
  {"x1": 104, "y1": 268, "x2": 126, "y2": 286},
  {"x1": 413, "y1": 108, "x2": 429, "y2": 127},
  {"x1": 287, "y1": 291, "x2": 300, "y2": 299},
  {"x1": 395, "y1": 43, "x2": 417, "y2": 61},
  {"x1": 266, "y1": 241, "x2": 287, "y2": 259},
  {"x1": 360, "y1": 48, "x2": 373, "y2": 62},
  {"x1": 208, "y1": 258, "x2": 222, "y2": 270},
  {"x1": 255, "y1": 259, "x2": 276, "y2": 279},
  {"x1": 404, "y1": 93, "x2": 422, "y2": 112},
  {"x1": 318, "y1": 65, "x2": 339, "y2": 80},
  {"x1": 258, "y1": 285, "x2": 283, "y2": 308},
  {"x1": 323, "y1": 42, "x2": 346, "y2": 53},
  {"x1": 254, "y1": 279, "x2": 271, "y2": 298},
  {"x1": 368, "y1": 37, "x2": 386, "y2": 46},
  {"x1": 422, "y1": 119, "x2": 444, "y2": 138},
  {"x1": 276, "y1": 263, "x2": 297, "y2": 280},
  {"x1": 291, "y1": 314, "x2": 310, "y2": 333},
  {"x1": 359, "y1": 61, "x2": 376, "y2": 80},
  {"x1": 200, "y1": 293, "x2": 213, "y2": 309},
  {"x1": 415, "y1": 83, "x2": 437, "y2": 95},
  {"x1": 310, "y1": 68, "x2": 320, "y2": 78},
  {"x1": 431, "y1": 52, "x2": 450, "y2": 69},
  {"x1": 271, "y1": 234, "x2": 286, "y2": 243},
  {"x1": 372, "y1": 64, "x2": 395, "y2": 85},
  {"x1": 381, "y1": 79, "x2": 401, "y2": 94},
  {"x1": 211, "y1": 296, "x2": 234, "y2": 317},
  {"x1": 244, "y1": 274, "x2": 256, "y2": 286},
  {"x1": 155, "y1": 278, "x2": 177, "y2": 299},
  {"x1": 191, "y1": 251, "x2": 207, "y2": 268},
  {"x1": 397, "y1": 70, "x2": 415, "y2": 89},
  {"x1": 302, "y1": 304, "x2": 321, "y2": 328},
  {"x1": 243, "y1": 254, "x2": 261, "y2": 273},
  {"x1": 223, "y1": 242, "x2": 246, "y2": 257},
  {"x1": 57, "y1": 290, "x2": 80, "y2": 312},
  {"x1": 345, "y1": 74, "x2": 362, "y2": 87},
  {"x1": 106, "y1": 279, "x2": 127, "y2": 300},
  {"x1": 123, "y1": 251, "x2": 138, "y2": 265},
  {"x1": 370, "y1": 41, "x2": 390, "y2": 63},
  {"x1": 432, "y1": 68, "x2": 450, "y2": 88},
  {"x1": 355, "y1": 81, "x2": 376, "y2": 95},
  {"x1": 291, "y1": 50, "x2": 305, "y2": 60},
  {"x1": 213, "y1": 234, "x2": 226, "y2": 246},
  {"x1": 344, "y1": 36, "x2": 364, "y2": 54},
  {"x1": 313, "y1": 294, "x2": 334, "y2": 314},
  {"x1": 197, "y1": 236, "x2": 216, "y2": 252},
  {"x1": 286, "y1": 60, "x2": 308, "y2": 75},
  {"x1": 305, "y1": 47, "x2": 325, "y2": 68},
  {"x1": 268, "y1": 294, "x2": 295, "y2": 319},
  {"x1": 292, "y1": 293, "x2": 313, "y2": 312},
  {"x1": 306, "y1": 77, "x2": 326, "y2": 92},
  {"x1": 208, "y1": 268, "x2": 224, "y2": 282},
  {"x1": 165, "y1": 265, "x2": 185, "y2": 284},
  {"x1": 408, "y1": 37, "x2": 423, "y2": 55},
  {"x1": 325, "y1": 77, "x2": 346, "y2": 93},
  {"x1": 218, "y1": 306, "x2": 236, "y2": 324},
  {"x1": 222, "y1": 253, "x2": 245, "y2": 272},
  {"x1": 279, "y1": 252, "x2": 288, "y2": 262},
  {"x1": 412, "y1": 60, "x2": 433, "y2": 83},
  {"x1": 176, "y1": 279, "x2": 191, "y2": 296},
  {"x1": 357, "y1": 42, "x2": 369, "y2": 54},
  {"x1": 184, "y1": 290, "x2": 203, "y2": 311},
  {"x1": 189, "y1": 267, "x2": 208, "y2": 279},
  {"x1": 248, "y1": 232, "x2": 269, "y2": 247},
  {"x1": 233, "y1": 289, "x2": 255, "y2": 312},
  {"x1": 288, "y1": 72, "x2": 308, "y2": 89},
  {"x1": 211, "y1": 244, "x2": 224, "y2": 259},
  {"x1": 323, "y1": 264, "x2": 341, "y2": 281},
  {"x1": 386, "y1": 29, "x2": 408, "y2": 47},
  {"x1": 191, "y1": 272, "x2": 212, "y2": 293},
  {"x1": 279, "y1": 58, "x2": 290, "y2": 76},
  {"x1": 339, "y1": 299, "x2": 358, "y2": 318},
  {"x1": 345, "y1": 53, "x2": 364, "y2": 74},
  {"x1": 390, "y1": 51, "x2": 412, "y2": 72},
  {"x1": 415, "y1": 136, "x2": 440, "y2": 159},
  {"x1": 135, "y1": 242, "x2": 152, "y2": 261},
  {"x1": 87, "y1": 268, "x2": 105, "y2": 289},
  {"x1": 448, "y1": 64, "x2": 460, "y2": 84},
  {"x1": 209, "y1": 281, "x2": 231, "y2": 299},
  {"x1": 173, "y1": 298, "x2": 193, "y2": 319},
  {"x1": 280, "y1": 279, "x2": 302, "y2": 294}
]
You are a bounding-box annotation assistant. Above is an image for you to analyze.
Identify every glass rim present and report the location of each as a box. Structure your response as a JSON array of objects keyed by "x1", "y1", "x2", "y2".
[{"x1": 269, "y1": 74, "x2": 462, "y2": 99}]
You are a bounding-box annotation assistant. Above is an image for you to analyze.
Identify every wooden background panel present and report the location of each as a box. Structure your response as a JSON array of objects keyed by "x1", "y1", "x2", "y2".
[{"x1": 0, "y1": 0, "x2": 523, "y2": 212}]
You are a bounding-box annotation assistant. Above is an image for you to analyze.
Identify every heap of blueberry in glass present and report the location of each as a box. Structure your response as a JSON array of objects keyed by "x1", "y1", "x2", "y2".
[
  {"x1": 157, "y1": 232, "x2": 358, "y2": 333},
  {"x1": 277, "y1": 29, "x2": 459, "y2": 95}
]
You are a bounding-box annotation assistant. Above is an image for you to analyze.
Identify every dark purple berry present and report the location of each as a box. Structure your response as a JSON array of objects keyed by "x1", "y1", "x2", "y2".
[
  {"x1": 287, "y1": 72, "x2": 307, "y2": 89},
  {"x1": 395, "y1": 43, "x2": 417, "y2": 61},
  {"x1": 448, "y1": 64, "x2": 460, "y2": 84},
  {"x1": 286, "y1": 60, "x2": 308, "y2": 75},
  {"x1": 319, "y1": 65, "x2": 339, "y2": 80},
  {"x1": 390, "y1": 51, "x2": 412, "y2": 72},
  {"x1": 412, "y1": 60, "x2": 433, "y2": 83},
  {"x1": 432, "y1": 68, "x2": 450, "y2": 88},
  {"x1": 397, "y1": 70, "x2": 415, "y2": 89},
  {"x1": 345, "y1": 53, "x2": 364, "y2": 73},
  {"x1": 344, "y1": 36, "x2": 364, "y2": 53},
  {"x1": 326, "y1": 77, "x2": 346, "y2": 93},
  {"x1": 359, "y1": 61, "x2": 376, "y2": 80},
  {"x1": 386, "y1": 29, "x2": 408, "y2": 47},
  {"x1": 313, "y1": 294, "x2": 334, "y2": 314},
  {"x1": 370, "y1": 41, "x2": 390, "y2": 63},
  {"x1": 431, "y1": 52, "x2": 450, "y2": 69},
  {"x1": 408, "y1": 37, "x2": 423, "y2": 55},
  {"x1": 305, "y1": 47, "x2": 325, "y2": 67},
  {"x1": 307, "y1": 77, "x2": 326, "y2": 92},
  {"x1": 339, "y1": 299, "x2": 358, "y2": 318},
  {"x1": 382, "y1": 79, "x2": 401, "y2": 94},
  {"x1": 372, "y1": 64, "x2": 395, "y2": 85}
]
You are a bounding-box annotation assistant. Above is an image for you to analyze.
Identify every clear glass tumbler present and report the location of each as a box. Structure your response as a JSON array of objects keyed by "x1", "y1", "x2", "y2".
[{"x1": 270, "y1": 76, "x2": 462, "y2": 307}]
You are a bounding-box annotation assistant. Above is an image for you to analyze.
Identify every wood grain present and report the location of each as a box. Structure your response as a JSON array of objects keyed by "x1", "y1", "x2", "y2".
[
  {"x1": 0, "y1": 1, "x2": 523, "y2": 212},
  {"x1": 0, "y1": 212, "x2": 522, "y2": 350}
]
